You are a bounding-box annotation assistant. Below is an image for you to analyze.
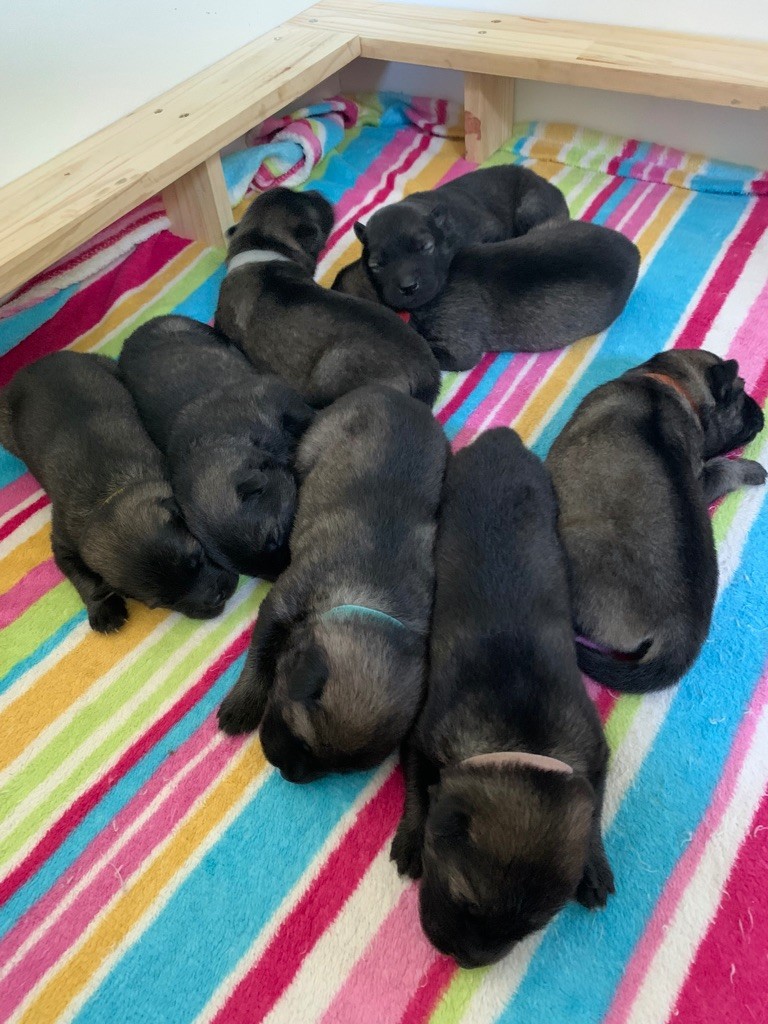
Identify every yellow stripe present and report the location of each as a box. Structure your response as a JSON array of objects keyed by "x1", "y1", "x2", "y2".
[
  {"x1": 69, "y1": 244, "x2": 207, "y2": 353},
  {"x1": 19, "y1": 742, "x2": 266, "y2": 1024},
  {"x1": 0, "y1": 526, "x2": 52, "y2": 594},
  {"x1": 0, "y1": 604, "x2": 168, "y2": 771}
]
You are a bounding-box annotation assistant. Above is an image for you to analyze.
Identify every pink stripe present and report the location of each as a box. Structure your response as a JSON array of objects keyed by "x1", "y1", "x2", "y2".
[
  {"x1": 0, "y1": 559, "x2": 62, "y2": 626},
  {"x1": 0, "y1": 476, "x2": 41, "y2": 519},
  {"x1": 0, "y1": 629, "x2": 250, "y2": 907},
  {"x1": 212, "y1": 771, "x2": 403, "y2": 1024},
  {"x1": 603, "y1": 664, "x2": 768, "y2": 1024},
  {"x1": 398, "y1": 954, "x2": 456, "y2": 1024},
  {"x1": 0, "y1": 723, "x2": 242, "y2": 1017},
  {"x1": 0, "y1": 494, "x2": 49, "y2": 542},
  {"x1": 603, "y1": 180, "x2": 652, "y2": 230},
  {"x1": 673, "y1": 199, "x2": 768, "y2": 350},
  {"x1": 719, "y1": 277, "x2": 768, "y2": 388},
  {"x1": 319, "y1": 885, "x2": 439, "y2": 1024},
  {"x1": 452, "y1": 353, "x2": 543, "y2": 448},
  {"x1": 615, "y1": 182, "x2": 669, "y2": 238},
  {"x1": 437, "y1": 354, "x2": 496, "y2": 424}
]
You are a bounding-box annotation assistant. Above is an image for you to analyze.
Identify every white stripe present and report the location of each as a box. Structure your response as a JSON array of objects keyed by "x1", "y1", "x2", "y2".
[
  {"x1": 0, "y1": 488, "x2": 44, "y2": 530},
  {"x1": 195, "y1": 763, "x2": 393, "y2": 1024},
  {"x1": 0, "y1": 504, "x2": 50, "y2": 559},
  {"x1": 624, "y1": 686, "x2": 768, "y2": 1024},
  {"x1": 12, "y1": 743, "x2": 269, "y2": 1024}
]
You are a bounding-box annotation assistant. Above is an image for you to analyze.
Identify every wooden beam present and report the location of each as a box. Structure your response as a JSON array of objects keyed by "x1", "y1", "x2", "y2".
[
  {"x1": 464, "y1": 73, "x2": 516, "y2": 163},
  {"x1": 163, "y1": 154, "x2": 233, "y2": 246},
  {"x1": 0, "y1": 25, "x2": 359, "y2": 299}
]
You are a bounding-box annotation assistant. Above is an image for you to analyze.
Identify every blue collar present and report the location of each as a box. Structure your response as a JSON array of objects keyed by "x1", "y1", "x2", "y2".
[{"x1": 321, "y1": 604, "x2": 407, "y2": 630}]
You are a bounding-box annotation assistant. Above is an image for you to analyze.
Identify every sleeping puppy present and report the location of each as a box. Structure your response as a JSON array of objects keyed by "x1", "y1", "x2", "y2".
[
  {"x1": 119, "y1": 315, "x2": 313, "y2": 579},
  {"x1": 0, "y1": 352, "x2": 238, "y2": 631},
  {"x1": 547, "y1": 349, "x2": 766, "y2": 692},
  {"x1": 391, "y1": 428, "x2": 612, "y2": 969},
  {"x1": 334, "y1": 219, "x2": 640, "y2": 370},
  {"x1": 353, "y1": 164, "x2": 569, "y2": 309},
  {"x1": 217, "y1": 385, "x2": 448, "y2": 781},
  {"x1": 214, "y1": 188, "x2": 441, "y2": 408}
]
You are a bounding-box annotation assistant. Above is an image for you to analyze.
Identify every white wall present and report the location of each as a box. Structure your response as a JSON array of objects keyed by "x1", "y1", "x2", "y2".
[{"x1": 0, "y1": 0, "x2": 315, "y2": 188}]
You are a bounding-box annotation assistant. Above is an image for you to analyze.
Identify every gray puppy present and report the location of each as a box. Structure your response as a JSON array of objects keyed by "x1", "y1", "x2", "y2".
[
  {"x1": 214, "y1": 188, "x2": 440, "y2": 408},
  {"x1": 334, "y1": 219, "x2": 640, "y2": 370},
  {"x1": 392, "y1": 428, "x2": 612, "y2": 969},
  {"x1": 217, "y1": 385, "x2": 448, "y2": 781},
  {"x1": 119, "y1": 315, "x2": 314, "y2": 579},
  {"x1": 0, "y1": 352, "x2": 238, "y2": 631},
  {"x1": 548, "y1": 349, "x2": 766, "y2": 692},
  {"x1": 354, "y1": 164, "x2": 569, "y2": 309}
]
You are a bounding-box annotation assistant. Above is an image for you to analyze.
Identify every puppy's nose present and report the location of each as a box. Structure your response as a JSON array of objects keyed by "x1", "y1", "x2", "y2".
[{"x1": 400, "y1": 279, "x2": 419, "y2": 296}]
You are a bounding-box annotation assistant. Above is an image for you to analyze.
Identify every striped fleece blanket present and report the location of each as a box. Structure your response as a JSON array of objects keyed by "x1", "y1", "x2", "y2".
[{"x1": 1, "y1": 98, "x2": 768, "y2": 1024}]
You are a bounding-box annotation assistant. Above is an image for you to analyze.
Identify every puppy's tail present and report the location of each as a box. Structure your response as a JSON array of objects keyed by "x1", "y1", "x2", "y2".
[
  {"x1": 575, "y1": 634, "x2": 697, "y2": 693},
  {"x1": 0, "y1": 387, "x2": 18, "y2": 457}
]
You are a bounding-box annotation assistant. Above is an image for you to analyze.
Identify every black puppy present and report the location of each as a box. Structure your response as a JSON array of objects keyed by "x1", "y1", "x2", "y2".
[
  {"x1": 0, "y1": 352, "x2": 237, "y2": 631},
  {"x1": 218, "y1": 386, "x2": 448, "y2": 782},
  {"x1": 548, "y1": 350, "x2": 766, "y2": 692},
  {"x1": 214, "y1": 188, "x2": 441, "y2": 408},
  {"x1": 335, "y1": 219, "x2": 640, "y2": 370},
  {"x1": 119, "y1": 315, "x2": 314, "y2": 579},
  {"x1": 391, "y1": 428, "x2": 613, "y2": 969},
  {"x1": 354, "y1": 164, "x2": 569, "y2": 309}
]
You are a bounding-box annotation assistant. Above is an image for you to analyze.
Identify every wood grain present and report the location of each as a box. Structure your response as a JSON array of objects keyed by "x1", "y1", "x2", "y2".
[
  {"x1": 162, "y1": 154, "x2": 234, "y2": 247},
  {"x1": 464, "y1": 73, "x2": 516, "y2": 163}
]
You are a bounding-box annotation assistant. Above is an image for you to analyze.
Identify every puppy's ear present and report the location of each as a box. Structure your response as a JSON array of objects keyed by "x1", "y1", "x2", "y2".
[
  {"x1": 431, "y1": 794, "x2": 470, "y2": 841},
  {"x1": 286, "y1": 643, "x2": 328, "y2": 706},
  {"x1": 354, "y1": 221, "x2": 367, "y2": 244},
  {"x1": 708, "y1": 359, "x2": 739, "y2": 401}
]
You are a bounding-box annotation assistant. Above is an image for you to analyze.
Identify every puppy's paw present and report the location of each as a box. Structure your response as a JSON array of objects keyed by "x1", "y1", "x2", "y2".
[
  {"x1": 88, "y1": 594, "x2": 128, "y2": 633},
  {"x1": 217, "y1": 691, "x2": 262, "y2": 736},
  {"x1": 576, "y1": 851, "x2": 615, "y2": 910},
  {"x1": 739, "y1": 458, "x2": 767, "y2": 487},
  {"x1": 391, "y1": 822, "x2": 424, "y2": 879}
]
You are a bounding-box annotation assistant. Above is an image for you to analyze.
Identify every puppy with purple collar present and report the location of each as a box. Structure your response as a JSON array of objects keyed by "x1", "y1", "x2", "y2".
[{"x1": 392, "y1": 428, "x2": 613, "y2": 968}]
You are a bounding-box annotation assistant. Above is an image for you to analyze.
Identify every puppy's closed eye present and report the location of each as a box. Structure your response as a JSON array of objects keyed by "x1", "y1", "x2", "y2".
[{"x1": 417, "y1": 239, "x2": 436, "y2": 254}]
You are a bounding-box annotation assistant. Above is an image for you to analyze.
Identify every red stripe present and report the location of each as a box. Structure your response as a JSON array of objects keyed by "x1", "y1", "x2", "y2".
[
  {"x1": 397, "y1": 956, "x2": 455, "y2": 1024},
  {"x1": 0, "y1": 494, "x2": 49, "y2": 542},
  {"x1": 0, "y1": 627, "x2": 250, "y2": 908},
  {"x1": 437, "y1": 354, "x2": 497, "y2": 423},
  {"x1": 674, "y1": 200, "x2": 768, "y2": 351},
  {"x1": 212, "y1": 769, "x2": 404, "y2": 1024},
  {"x1": 606, "y1": 139, "x2": 639, "y2": 177},
  {"x1": 0, "y1": 231, "x2": 189, "y2": 385},
  {"x1": 581, "y1": 176, "x2": 626, "y2": 223},
  {"x1": 670, "y1": 789, "x2": 768, "y2": 1024}
]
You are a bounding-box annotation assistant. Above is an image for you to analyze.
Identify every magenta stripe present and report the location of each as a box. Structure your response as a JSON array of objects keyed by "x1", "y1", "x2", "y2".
[
  {"x1": 616, "y1": 182, "x2": 670, "y2": 238},
  {"x1": 0, "y1": 559, "x2": 62, "y2": 626},
  {"x1": 603, "y1": 180, "x2": 651, "y2": 230},
  {"x1": 603, "y1": 665, "x2": 768, "y2": 1024},
  {"x1": 606, "y1": 138, "x2": 639, "y2": 176},
  {"x1": 452, "y1": 353, "x2": 540, "y2": 448},
  {"x1": 0, "y1": 476, "x2": 41, "y2": 519},
  {"x1": 318, "y1": 885, "x2": 440, "y2": 1024},
  {"x1": 722, "y1": 278, "x2": 768, "y2": 386},
  {"x1": 0, "y1": 494, "x2": 49, "y2": 543},
  {"x1": 0, "y1": 726, "x2": 242, "y2": 1015}
]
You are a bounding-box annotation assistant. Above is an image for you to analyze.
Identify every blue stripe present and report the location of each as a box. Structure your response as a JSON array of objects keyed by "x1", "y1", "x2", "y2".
[
  {"x1": 73, "y1": 764, "x2": 375, "y2": 1024},
  {"x1": 533, "y1": 190, "x2": 748, "y2": 458},
  {"x1": 172, "y1": 265, "x2": 226, "y2": 323},
  {"x1": 0, "y1": 450, "x2": 25, "y2": 489},
  {"x1": 501, "y1": 489, "x2": 768, "y2": 1022},
  {"x1": 589, "y1": 178, "x2": 638, "y2": 226},
  {"x1": 443, "y1": 354, "x2": 515, "y2": 438},
  {"x1": 0, "y1": 654, "x2": 247, "y2": 937},
  {"x1": 0, "y1": 285, "x2": 77, "y2": 358},
  {"x1": 0, "y1": 610, "x2": 87, "y2": 697}
]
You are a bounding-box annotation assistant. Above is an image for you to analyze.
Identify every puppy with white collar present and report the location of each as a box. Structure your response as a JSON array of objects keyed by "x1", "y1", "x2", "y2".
[
  {"x1": 392, "y1": 428, "x2": 613, "y2": 968},
  {"x1": 214, "y1": 188, "x2": 441, "y2": 408}
]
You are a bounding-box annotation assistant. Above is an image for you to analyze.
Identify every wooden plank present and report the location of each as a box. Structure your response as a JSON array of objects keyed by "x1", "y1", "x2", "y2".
[
  {"x1": 163, "y1": 154, "x2": 234, "y2": 247},
  {"x1": 464, "y1": 73, "x2": 516, "y2": 163},
  {"x1": 0, "y1": 25, "x2": 359, "y2": 299},
  {"x1": 294, "y1": 2, "x2": 768, "y2": 110}
]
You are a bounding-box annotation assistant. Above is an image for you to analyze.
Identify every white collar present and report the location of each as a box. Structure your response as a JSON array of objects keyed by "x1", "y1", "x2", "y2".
[{"x1": 226, "y1": 249, "x2": 293, "y2": 274}]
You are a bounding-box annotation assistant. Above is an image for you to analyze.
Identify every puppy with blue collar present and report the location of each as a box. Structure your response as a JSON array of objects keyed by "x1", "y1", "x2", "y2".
[{"x1": 218, "y1": 385, "x2": 448, "y2": 782}]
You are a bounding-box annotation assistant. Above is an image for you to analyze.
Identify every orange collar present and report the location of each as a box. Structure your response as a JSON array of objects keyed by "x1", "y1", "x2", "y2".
[{"x1": 642, "y1": 371, "x2": 699, "y2": 416}]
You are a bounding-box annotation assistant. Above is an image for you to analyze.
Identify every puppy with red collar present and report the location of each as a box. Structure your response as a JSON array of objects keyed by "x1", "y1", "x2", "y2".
[
  {"x1": 548, "y1": 349, "x2": 766, "y2": 693},
  {"x1": 392, "y1": 428, "x2": 613, "y2": 969}
]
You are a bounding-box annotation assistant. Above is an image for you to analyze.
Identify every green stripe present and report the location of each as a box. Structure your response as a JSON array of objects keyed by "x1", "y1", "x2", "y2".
[
  {"x1": 604, "y1": 694, "x2": 643, "y2": 752},
  {"x1": 0, "y1": 583, "x2": 81, "y2": 675},
  {"x1": 0, "y1": 583, "x2": 265, "y2": 868},
  {"x1": 428, "y1": 968, "x2": 485, "y2": 1024},
  {"x1": 712, "y1": 429, "x2": 768, "y2": 544}
]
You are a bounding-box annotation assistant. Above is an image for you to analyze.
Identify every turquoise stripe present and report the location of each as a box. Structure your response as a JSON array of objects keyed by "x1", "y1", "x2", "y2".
[
  {"x1": 618, "y1": 140, "x2": 651, "y2": 178},
  {"x1": 73, "y1": 765, "x2": 375, "y2": 1024},
  {"x1": 534, "y1": 190, "x2": 748, "y2": 457},
  {"x1": 589, "y1": 178, "x2": 638, "y2": 226},
  {"x1": 0, "y1": 285, "x2": 77, "y2": 358},
  {"x1": 0, "y1": 449, "x2": 25, "y2": 489},
  {"x1": 502, "y1": 490, "x2": 768, "y2": 1022},
  {"x1": 0, "y1": 655, "x2": 246, "y2": 937},
  {"x1": 443, "y1": 354, "x2": 515, "y2": 438},
  {"x1": 300, "y1": 123, "x2": 403, "y2": 206},
  {"x1": 0, "y1": 611, "x2": 87, "y2": 697},
  {"x1": 172, "y1": 264, "x2": 226, "y2": 325}
]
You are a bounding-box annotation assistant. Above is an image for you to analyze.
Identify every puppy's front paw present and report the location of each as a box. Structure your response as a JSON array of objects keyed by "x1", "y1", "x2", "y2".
[
  {"x1": 576, "y1": 850, "x2": 615, "y2": 910},
  {"x1": 740, "y1": 458, "x2": 767, "y2": 487},
  {"x1": 217, "y1": 690, "x2": 262, "y2": 735},
  {"x1": 89, "y1": 594, "x2": 128, "y2": 633},
  {"x1": 391, "y1": 822, "x2": 424, "y2": 879}
]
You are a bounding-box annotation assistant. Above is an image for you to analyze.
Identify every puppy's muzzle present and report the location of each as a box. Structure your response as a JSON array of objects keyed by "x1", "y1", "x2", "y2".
[{"x1": 399, "y1": 278, "x2": 420, "y2": 297}]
